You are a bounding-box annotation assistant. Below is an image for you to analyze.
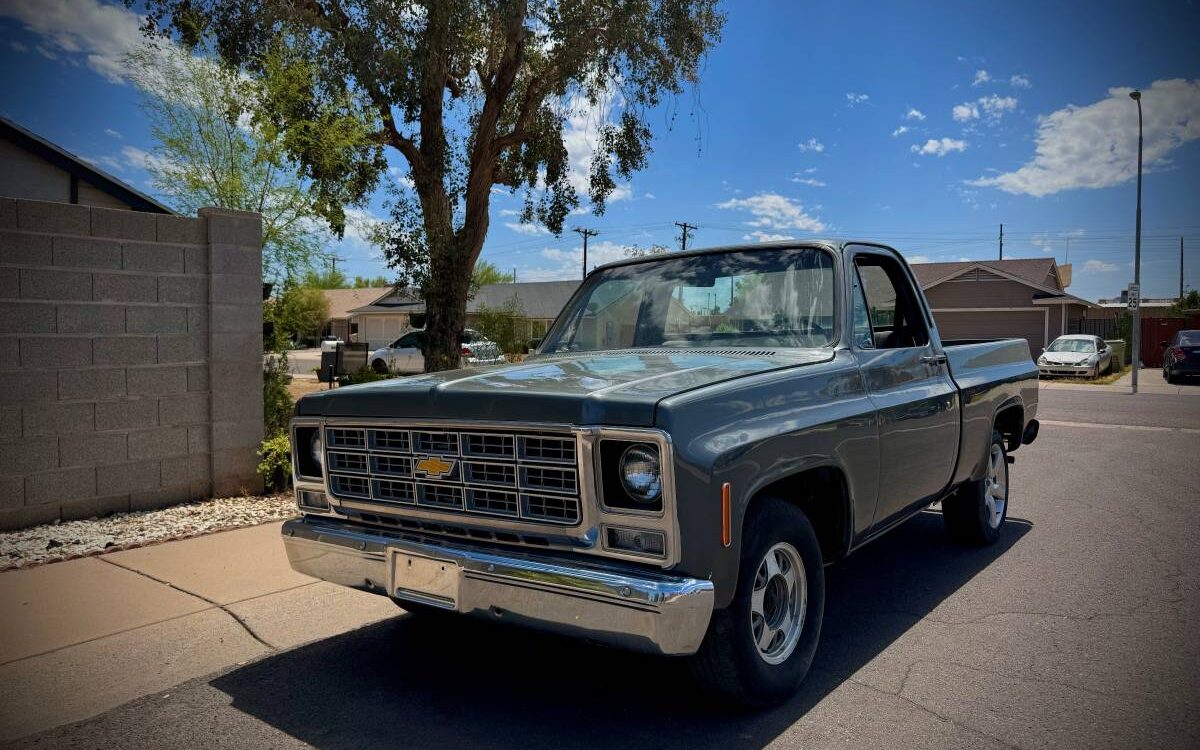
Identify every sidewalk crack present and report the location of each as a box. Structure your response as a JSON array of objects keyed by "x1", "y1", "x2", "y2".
[{"x1": 97, "y1": 557, "x2": 277, "y2": 652}]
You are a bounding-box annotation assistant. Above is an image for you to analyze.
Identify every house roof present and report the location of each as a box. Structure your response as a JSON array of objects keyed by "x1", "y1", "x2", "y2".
[
  {"x1": 349, "y1": 280, "x2": 581, "y2": 319},
  {"x1": 911, "y1": 258, "x2": 1060, "y2": 290},
  {"x1": 1, "y1": 116, "x2": 175, "y2": 214},
  {"x1": 322, "y1": 287, "x2": 394, "y2": 320}
]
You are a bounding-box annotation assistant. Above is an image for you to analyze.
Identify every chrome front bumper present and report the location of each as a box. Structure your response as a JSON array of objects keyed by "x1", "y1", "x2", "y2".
[{"x1": 282, "y1": 517, "x2": 715, "y2": 656}]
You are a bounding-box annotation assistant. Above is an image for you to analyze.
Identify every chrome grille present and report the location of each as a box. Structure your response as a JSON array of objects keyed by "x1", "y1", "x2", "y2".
[{"x1": 324, "y1": 425, "x2": 580, "y2": 526}]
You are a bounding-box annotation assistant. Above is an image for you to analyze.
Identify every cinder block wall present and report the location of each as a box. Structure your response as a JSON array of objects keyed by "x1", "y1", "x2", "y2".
[{"x1": 0, "y1": 199, "x2": 264, "y2": 530}]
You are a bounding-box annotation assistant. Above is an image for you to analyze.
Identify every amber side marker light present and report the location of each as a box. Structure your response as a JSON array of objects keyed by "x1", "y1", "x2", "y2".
[{"x1": 721, "y1": 482, "x2": 732, "y2": 548}]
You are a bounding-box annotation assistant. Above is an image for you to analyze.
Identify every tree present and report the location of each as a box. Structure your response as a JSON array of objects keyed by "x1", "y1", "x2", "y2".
[
  {"x1": 269, "y1": 285, "x2": 330, "y2": 343},
  {"x1": 1167, "y1": 289, "x2": 1199, "y2": 316},
  {"x1": 123, "y1": 42, "x2": 334, "y2": 283},
  {"x1": 301, "y1": 267, "x2": 350, "y2": 289},
  {"x1": 473, "y1": 260, "x2": 516, "y2": 288},
  {"x1": 354, "y1": 275, "x2": 392, "y2": 288},
  {"x1": 138, "y1": 0, "x2": 724, "y2": 370},
  {"x1": 624, "y1": 243, "x2": 671, "y2": 258},
  {"x1": 474, "y1": 296, "x2": 527, "y2": 356}
]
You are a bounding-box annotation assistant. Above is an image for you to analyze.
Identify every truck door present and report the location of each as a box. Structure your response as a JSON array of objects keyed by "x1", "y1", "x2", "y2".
[{"x1": 848, "y1": 246, "x2": 960, "y2": 528}]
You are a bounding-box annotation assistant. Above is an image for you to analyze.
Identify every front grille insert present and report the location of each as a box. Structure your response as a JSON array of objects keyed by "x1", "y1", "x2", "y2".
[{"x1": 325, "y1": 425, "x2": 581, "y2": 527}]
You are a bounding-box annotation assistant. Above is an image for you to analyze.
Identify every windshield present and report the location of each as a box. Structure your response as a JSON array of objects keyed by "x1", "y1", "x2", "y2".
[
  {"x1": 541, "y1": 247, "x2": 836, "y2": 353},
  {"x1": 1047, "y1": 338, "x2": 1096, "y2": 353}
]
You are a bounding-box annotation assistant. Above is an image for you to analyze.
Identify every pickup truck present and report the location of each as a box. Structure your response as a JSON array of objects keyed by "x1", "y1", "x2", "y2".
[{"x1": 284, "y1": 241, "x2": 1039, "y2": 705}]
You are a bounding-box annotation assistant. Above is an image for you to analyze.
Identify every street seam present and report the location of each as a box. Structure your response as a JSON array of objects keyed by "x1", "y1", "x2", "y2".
[
  {"x1": 1037, "y1": 419, "x2": 1200, "y2": 435},
  {"x1": 96, "y1": 557, "x2": 279, "y2": 651}
]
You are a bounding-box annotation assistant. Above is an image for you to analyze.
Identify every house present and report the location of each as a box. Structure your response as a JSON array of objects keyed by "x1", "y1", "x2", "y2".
[
  {"x1": 347, "y1": 280, "x2": 581, "y2": 349},
  {"x1": 911, "y1": 258, "x2": 1096, "y2": 353},
  {"x1": 320, "y1": 286, "x2": 393, "y2": 341},
  {"x1": 0, "y1": 116, "x2": 173, "y2": 213}
]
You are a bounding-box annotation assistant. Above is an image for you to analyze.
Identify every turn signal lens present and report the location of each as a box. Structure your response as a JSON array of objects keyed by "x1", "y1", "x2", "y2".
[{"x1": 604, "y1": 526, "x2": 666, "y2": 558}]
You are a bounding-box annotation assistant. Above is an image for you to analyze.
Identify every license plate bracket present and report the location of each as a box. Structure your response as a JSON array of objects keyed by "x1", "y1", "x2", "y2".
[{"x1": 387, "y1": 549, "x2": 461, "y2": 610}]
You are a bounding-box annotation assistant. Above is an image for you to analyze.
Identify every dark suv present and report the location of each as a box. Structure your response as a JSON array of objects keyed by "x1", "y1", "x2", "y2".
[{"x1": 1162, "y1": 330, "x2": 1200, "y2": 383}]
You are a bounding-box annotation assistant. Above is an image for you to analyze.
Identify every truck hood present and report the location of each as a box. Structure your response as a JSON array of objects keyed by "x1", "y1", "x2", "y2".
[{"x1": 296, "y1": 349, "x2": 834, "y2": 426}]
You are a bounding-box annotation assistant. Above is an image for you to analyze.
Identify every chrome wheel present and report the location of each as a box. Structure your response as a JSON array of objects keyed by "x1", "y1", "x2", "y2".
[
  {"x1": 982, "y1": 443, "x2": 1007, "y2": 529},
  {"x1": 750, "y1": 542, "x2": 807, "y2": 665}
]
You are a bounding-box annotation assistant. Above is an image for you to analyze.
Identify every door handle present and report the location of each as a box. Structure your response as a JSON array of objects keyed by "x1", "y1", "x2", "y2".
[{"x1": 921, "y1": 354, "x2": 948, "y2": 366}]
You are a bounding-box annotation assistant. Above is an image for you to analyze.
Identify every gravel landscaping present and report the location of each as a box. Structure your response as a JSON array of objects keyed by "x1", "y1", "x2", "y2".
[{"x1": 0, "y1": 494, "x2": 299, "y2": 571}]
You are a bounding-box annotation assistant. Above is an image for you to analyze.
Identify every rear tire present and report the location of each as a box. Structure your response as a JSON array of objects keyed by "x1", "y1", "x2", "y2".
[
  {"x1": 688, "y1": 499, "x2": 824, "y2": 707},
  {"x1": 1167, "y1": 369, "x2": 1179, "y2": 384},
  {"x1": 943, "y1": 430, "x2": 1008, "y2": 545}
]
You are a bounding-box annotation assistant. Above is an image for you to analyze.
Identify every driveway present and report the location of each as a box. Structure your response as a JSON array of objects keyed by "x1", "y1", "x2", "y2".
[
  {"x1": 284, "y1": 348, "x2": 322, "y2": 379},
  {"x1": 6, "y1": 388, "x2": 1199, "y2": 749}
]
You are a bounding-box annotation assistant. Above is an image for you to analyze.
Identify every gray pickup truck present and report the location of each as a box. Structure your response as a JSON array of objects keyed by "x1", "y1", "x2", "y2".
[{"x1": 284, "y1": 241, "x2": 1039, "y2": 705}]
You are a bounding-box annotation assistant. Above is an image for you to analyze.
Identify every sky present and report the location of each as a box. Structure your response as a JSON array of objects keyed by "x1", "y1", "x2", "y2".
[{"x1": 1, "y1": 0, "x2": 1198, "y2": 302}]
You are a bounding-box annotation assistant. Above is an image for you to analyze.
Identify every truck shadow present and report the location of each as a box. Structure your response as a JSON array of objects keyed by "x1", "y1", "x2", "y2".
[{"x1": 211, "y1": 511, "x2": 1031, "y2": 749}]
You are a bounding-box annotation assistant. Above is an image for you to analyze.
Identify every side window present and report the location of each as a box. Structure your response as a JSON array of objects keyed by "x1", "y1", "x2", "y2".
[
  {"x1": 850, "y1": 267, "x2": 874, "y2": 349},
  {"x1": 396, "y1": 333, "x2": 419, "y2": 349},
  {"x1": 853, "y1": 255, "x2": 930, "y2": 349}
]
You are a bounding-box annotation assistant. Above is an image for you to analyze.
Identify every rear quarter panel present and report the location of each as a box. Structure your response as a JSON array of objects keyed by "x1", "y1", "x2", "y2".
[
  {"x1": 944, "y1": 339, "x2": 1038, "y2": 485},
  {"x1": 656, "y1": 350, "x2": 879, "y2": 609}
]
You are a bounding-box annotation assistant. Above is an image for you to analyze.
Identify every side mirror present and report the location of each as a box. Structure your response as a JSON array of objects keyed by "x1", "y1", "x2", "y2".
[
  {"x1": 1159, "y1": 341, "x2": 1169, "y2": 348},
  {"x1": 1041, "y1": 347, "x2": 1047, "y2": 352}
]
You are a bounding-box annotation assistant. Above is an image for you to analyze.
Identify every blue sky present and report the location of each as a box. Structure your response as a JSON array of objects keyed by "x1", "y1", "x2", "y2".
[{"x1": 2, "y1": 0, "x2": 1198, "y2": 302}]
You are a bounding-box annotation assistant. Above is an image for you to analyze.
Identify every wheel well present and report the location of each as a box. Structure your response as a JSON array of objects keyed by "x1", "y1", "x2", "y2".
[
  {"x1": 747, "y1": 466, "x2": 851, "y2": 562},
  {"x1": 994, "y1": 404, "x2": 1023, "y2": 452}
]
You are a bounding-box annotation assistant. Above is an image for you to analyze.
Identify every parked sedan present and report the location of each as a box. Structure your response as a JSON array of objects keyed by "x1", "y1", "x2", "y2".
[
  {"x1": 1037, "y1": 334, "x2": 1113, "y2": 378},
  {"x1": 370, "y1": 329, "x2": 506, "y2": 374},
  {"x1": 1162, "y1": 329, "x2": 1200, "y2": 383}
]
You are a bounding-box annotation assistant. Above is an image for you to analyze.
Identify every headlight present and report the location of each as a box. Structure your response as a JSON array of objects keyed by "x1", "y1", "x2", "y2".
[
  {"x1": 1037, "y1": 356, "x2": 1047, "y2": 365},
  {"x1": 310, "y1": 431, "x2": 323, "y2": 470},
  {"x1": 619, "y1": 444, "x2": 662, "y2": 503}
]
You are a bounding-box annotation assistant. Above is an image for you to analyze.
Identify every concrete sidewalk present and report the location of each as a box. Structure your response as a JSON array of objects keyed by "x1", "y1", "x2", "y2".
[{"x1": 0, "y1": 521, "x2": 398, "y2": 742}]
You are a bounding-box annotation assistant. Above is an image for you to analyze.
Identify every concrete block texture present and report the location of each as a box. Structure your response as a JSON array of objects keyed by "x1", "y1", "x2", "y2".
[
  {"x1": 52, "y1": 237, "x2": 122, "y2": 270},
  {"x1": 57, "y1": 303, "x2": 125, "y2": 334},
  {"x1": 123, "y1": 242, "x2": 184, "y2": 273},
  {"x1": 20, "y1": 268, "x2": 92, "y2": 300},
  {"x1": 94, "y1": 336, "x2": 157, "y2": 366},
  {"x1": 16, "y1": 199, "x2": 90, "y2": 235},
  {"x1": 0, "y1": 230, "x2": 52, "y2": 265},
  {"x1": 20, "y1": 337, "x2": 91, "y2": 369},
  {"x1": 26, "y1": 466, "x2": 97, "y2": 505},
  {"x1": 93, "y1": 273, "x2": 157, "y2": 303},
  {"x1": 0, "y1": 302, "x2": 56, "y2": 334},
  {"x1": 126, "y1": 305, "x2": 187, "y2": 334},
  {"x1": 60, "y1": 368, "x2": 126, "y2": 401},
  {"x1": 92, "y1": 207, "x2": 157, "y2": 241},
  {"x1": 1, "y1": 203, "x2": 263, "y2": 528}
]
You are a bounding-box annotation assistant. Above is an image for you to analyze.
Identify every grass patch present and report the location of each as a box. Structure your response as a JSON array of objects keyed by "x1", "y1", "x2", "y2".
[{"x1": 1047, "y1": 362, "x2": 1127, "y2": 386}]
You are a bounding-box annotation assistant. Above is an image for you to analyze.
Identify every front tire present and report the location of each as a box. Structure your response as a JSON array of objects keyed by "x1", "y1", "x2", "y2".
[
  {"x1": 689, "y1": 499, "x2": 825, "y2": 707},
  {"x1": 372, "y1": 359, "x2": 389, "y2": 374},
  {"x1": 943, "y1": 430, "x2": 1008, "y2": 545}
]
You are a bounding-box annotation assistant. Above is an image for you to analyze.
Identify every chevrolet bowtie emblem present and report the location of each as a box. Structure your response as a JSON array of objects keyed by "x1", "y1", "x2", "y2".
[{"x1": 415, "y1": 456, "x2": 455, "y2": 478}]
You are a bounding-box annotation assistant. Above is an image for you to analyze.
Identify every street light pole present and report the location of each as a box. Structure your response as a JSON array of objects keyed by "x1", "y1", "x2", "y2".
[{"x1": 1130, "y1": 90, "x2": 1143, "y2": 394}]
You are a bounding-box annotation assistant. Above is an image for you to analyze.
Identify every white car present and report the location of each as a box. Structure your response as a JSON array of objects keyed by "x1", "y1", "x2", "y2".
[
  {"x1": 370, "y1": 329, "x2": 506, "y2": 374},
  {"x1": 1037, "y1": 334, "x2": 1113, "y2": 378}
]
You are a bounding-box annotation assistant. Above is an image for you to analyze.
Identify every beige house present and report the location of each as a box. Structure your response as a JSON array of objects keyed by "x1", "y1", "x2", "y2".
[
  {"x1": 912, "y1": 258, "x2": 1096, "y2": 353},
  {"x1": 320, "y1": 286, "x2": 392, "y2": 341},
  {"x1": 1, "y1": 117, "x2": 173, "y2": 214}
]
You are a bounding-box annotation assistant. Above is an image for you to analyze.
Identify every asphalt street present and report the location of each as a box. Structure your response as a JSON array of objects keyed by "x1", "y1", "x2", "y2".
[{"x1": 8, "y1": 387, "x2": 1200, "y2": 750}]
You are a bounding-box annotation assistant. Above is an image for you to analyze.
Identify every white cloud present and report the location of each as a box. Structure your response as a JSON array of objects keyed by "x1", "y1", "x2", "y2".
[
  {"x1": 0, "y1": 0, "x2": 147, "y2": 84},
  {"x1": 1010, "y1": 74, "x2": 1032, "y2": 89},
  {"x1": 527, "y1": 240, "x2": 638, "y2": 279},
  {"x1": 716, "y1": 192, "x2": 826, "y2": 232},
  {"x1": 891, "y1": 125, "x2": 910, "y2": 137},
  {"x1": 387, "y1": 166, "x2": 415, "y2": 190},
  {"x1": 504, "y1": 221, "x2": 550, "y2": 236},
  {"x1": 497, "y1": 208, "x2": 520, "y2": 216},
  {"x1": 845, "y1": 92, "x2": 869, "y2": 106},
  {"x1": 970, "y1": 79, "x2": 1200, "y2": 197},
  {"x1": 103, "y1": 127, "x2": 122, "y2": 139},
  {"x1": 911, "y1": 138, "x2": 968, "y2": 156},
  {"x1": 797, "y1": 137, "x2": 825, "y2": 153},
  {"x1": 972, "y1": 69, "x2": 992, "y2": 87},
  {"x1": 790, "y1": 174, "x2": 826, "y2": 186},
  {"x1": 560, "y1": 92, "x2": 632, "y2": 205},
  {"x1": 9, "y1": 40, "x2": 30, "y2": 53},
  {"x1": 906, "y1": 255, "x2": 932, "y2": 264},
  {"x1": 119, "y1": 145, "x2": 170, "y2": 173},
  {"x1": 1084, "y1": 259, "x2": 1118, "y2": 273},
  {"x1": 803, "y1": 167, "x2": 818, "y2": 174},
  {"x1": 906, "y1": 107, "x2": 927, "y2": 121},
  {"x1": 743, "y1": 231, "x2": 795, "y2": 243},
  {"x1": 953, "y1": 94, "x2": 1017, "y2": 122},
  {"x1": 952, "y1": 103, "x2": 979, "y2": 122},
  {"x1": 82, "y1": 154, "x2": 126, "y2": 173},
  {"x1": 643, "y1": 192, "x2": 656, "y2": 199}
]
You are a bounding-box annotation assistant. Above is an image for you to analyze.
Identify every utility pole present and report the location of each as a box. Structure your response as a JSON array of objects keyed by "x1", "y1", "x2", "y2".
[
  {"x1": 675, "y1": 221, "x2": 697, "y2": 253},
  {"x1": 1181, "y1": 237, "x2": 1185, "y2": 300},
  {"x1": 513, "y1": 267, "x2": 518, "y2": 283},
  {"x1": 329, "y1": 255, "x2": 346, "y2": 274},
  {"x1": 572, "y1": 227, "x2": 597, "y2": 280},
  {"x1": 1130, "y1": 89, "x2": 1144, "y2": 395},
  {"x1": 998, "y1": 224, "x2": 1004, "y2": 260}
]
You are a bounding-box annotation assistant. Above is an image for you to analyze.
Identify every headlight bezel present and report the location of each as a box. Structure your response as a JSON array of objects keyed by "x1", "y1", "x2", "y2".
[{"x1": 597, "y1": 436, "x2": 669, "y2": 516}]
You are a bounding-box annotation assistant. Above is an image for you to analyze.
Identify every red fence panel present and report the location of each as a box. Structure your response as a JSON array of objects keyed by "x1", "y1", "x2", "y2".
[{"x1": 1141, "y1": 317, "x2": 1186, "y2": 367}]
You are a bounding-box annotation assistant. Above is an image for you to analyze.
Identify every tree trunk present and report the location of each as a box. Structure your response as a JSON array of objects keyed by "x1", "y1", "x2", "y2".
[{"x1": 421, "y1": 238, "x2": 474, "y2": 372}]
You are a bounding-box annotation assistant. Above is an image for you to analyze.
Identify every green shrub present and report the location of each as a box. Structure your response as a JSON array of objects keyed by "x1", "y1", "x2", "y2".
[
  {"x1": 258, "y1": 431, "x2": 292, "y2": 492},
  {"x1": 264, "y1": 350, "x2": 294, "y2": 436},
  {"x1": 337, "y1": 366, "x2": 393, "y2": 386}
]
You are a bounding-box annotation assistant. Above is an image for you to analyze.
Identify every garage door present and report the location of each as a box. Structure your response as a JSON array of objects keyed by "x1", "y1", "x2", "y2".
[{"x1": 933, "y1": 309, "x2": 1047, "y2": 353}]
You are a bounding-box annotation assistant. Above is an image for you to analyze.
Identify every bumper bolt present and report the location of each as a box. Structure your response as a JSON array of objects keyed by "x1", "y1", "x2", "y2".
[{"x1": 619, "y1": 586, "x2": 632, "y2": 598}]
